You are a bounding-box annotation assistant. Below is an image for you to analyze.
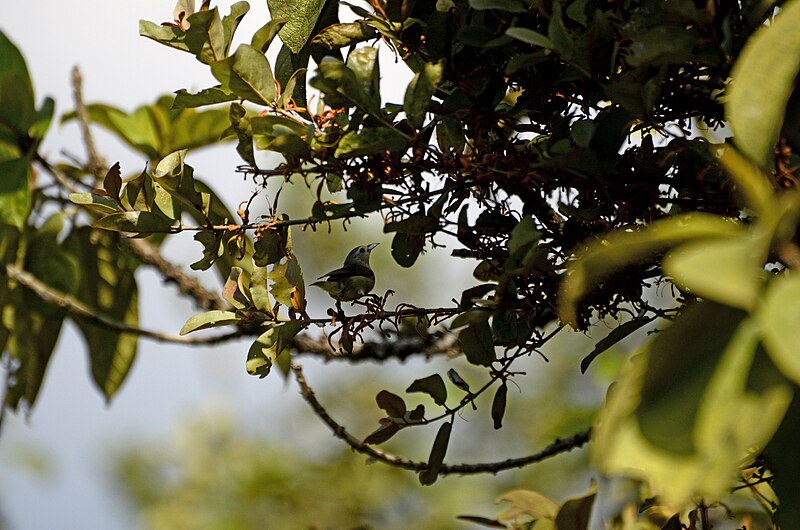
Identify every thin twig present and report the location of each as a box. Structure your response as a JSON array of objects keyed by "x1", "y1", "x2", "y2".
[
  {"x1": 291, "y1": 363, "x2": 591, "y2": 475},
  {"x1": 5, "y1": 264, "x2": 242, "y2": 345},
  {"x1": 70, "y1": 66, "x2": 104, "y2": 180}
]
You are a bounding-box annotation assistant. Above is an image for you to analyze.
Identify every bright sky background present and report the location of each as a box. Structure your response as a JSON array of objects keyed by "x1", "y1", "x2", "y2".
[{"x1": 0, "y1": 3, "x2": 478, "y2": 529}]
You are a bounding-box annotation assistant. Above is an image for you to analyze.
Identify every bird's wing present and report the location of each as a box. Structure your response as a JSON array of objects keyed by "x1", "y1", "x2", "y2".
[{"x1": 317, "y1": 264, "x2": 374, "y2": 281}]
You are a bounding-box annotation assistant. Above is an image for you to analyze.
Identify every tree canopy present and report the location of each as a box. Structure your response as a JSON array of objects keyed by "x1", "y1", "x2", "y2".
[{"x1": 3, "y1": 0, "x2": 800, "y2": 527}]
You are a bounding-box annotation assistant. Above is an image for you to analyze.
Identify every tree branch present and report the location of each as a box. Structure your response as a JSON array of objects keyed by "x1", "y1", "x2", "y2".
[
  {"x1": 291, "y1": 363, "x2": 591, "y2": 475},
  {"x1": 70, "y1": 66, "x2": 104, "y2": 180},
  {"x1": 5, "y1": 264, "x2": 240, "y2": 345},
  {"x1": 122, "y1": 238, "x2": 229, "y2": 311}
]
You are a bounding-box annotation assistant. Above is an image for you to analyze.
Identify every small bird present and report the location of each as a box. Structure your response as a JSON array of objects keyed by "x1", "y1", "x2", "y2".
[{"x1": 312, "y1": 243, "x2": 379, "y2": 308}]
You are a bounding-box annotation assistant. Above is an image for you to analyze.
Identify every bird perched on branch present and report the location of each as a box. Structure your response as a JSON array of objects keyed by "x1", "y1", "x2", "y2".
[{"x1": 312, "y1": 243, "x2": 378, "y2": 310}]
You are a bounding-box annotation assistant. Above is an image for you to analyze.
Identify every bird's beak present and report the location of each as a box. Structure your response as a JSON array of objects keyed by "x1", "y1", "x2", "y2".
[{"x1": 367, "y1": 243, "x2": 379, "y2": 251}]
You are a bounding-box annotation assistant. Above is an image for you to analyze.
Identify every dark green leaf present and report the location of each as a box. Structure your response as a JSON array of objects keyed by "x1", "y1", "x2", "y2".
[
  {"x1": 267, "y1": 0, "x2": 327, "y2": 53},
  {"x1": 0, "y1": 155, "x2": 32, "y2": 229},
  {"x1": 102, "y1": 161, "x2": 123, "y2": 205},
  {"x1": 447, "y1": 368, "x2": 471, "y2": 392},
  {"x1": 253, "y1": 228, "x2": 288, "y2": 266},
  {"x1": 364, "y1": 422, "x2": 402, "y2": 445},
  {"x1": 491, "y1": 383, "x2": 507, "y2": 429},
  {"x1": 312, "y1": 22, "x2": 378, "y2": 50},
  {"x1": 64, "y1": 228, "x2": 139, "y2": 401},
  {"x1": 69, "y1": 192, "x2": 123, "y2": 214},
  {"x1": 346, "y1": 47, "x2": 380, "y2": 109},
  {"x1": 251, "y1": 18, "x2": 288, "y2": 53},
  {"x1": 0, "y1": 31, "x2": 35, "y2": 133},
  {"x1": 246, "y1": 321, "x2": 302, "y2": 378},
  {"x1": 336, "y1": 127, "x2": 408, "y2": 158},
  {"x1": 384, "y1": 214, "x2": 438, "y2": 235},
  {"x1": 419, "y1": 421, "x2": 451, "y2": 485},
  {"x1": 3, "y1": 295, "x2": 63, "y2": 412},
  {"x1": 391, "y1": 232, "x2": 423, "y2": 268},
  {"x1": 211, "y1": 44, "x2": 277, "y2": 105},
  {"x1": 460, "y1": 320, "x2": 496, "y2": 366},
  {"x1": 455, "y1": 516, "x2": 506, "y2": 529},
  {"x1": 580, "y1": 317, "x2": 652, "y2": 373},
  {"x1": 93, "y1": 211, "x2": 174, "y2": 233},
  {"x1": 173, "y1": 86, "x2": 237, "y2": 109},
  {"x1": 406, "y1": 374, "x2": 447, "y2": 406},
  {"x1": 376, "y1": 390, "x2": 407, "y2": 417},
  {"x1": 403, "y1": 60, "x2": 444, "y2": 127}
]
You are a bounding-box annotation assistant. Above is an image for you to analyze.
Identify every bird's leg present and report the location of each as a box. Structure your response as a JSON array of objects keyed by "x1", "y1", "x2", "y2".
[{"x1": 334, "y1": 301, "x2": 346, "y2": 322}]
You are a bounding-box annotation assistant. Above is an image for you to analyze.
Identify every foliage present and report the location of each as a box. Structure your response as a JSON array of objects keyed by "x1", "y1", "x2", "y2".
[{"x1": 4, "y1": 0, "x2": 800, "y2": 527}]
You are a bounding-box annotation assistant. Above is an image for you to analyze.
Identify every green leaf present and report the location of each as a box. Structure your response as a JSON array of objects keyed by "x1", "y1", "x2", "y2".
[
  {"x1": 364, "y1": 422, "x2": 402, "y2": 445},
  {"x1": 173, "y1": 87, "x2": 237, "y2": 109},
  {"x1": 3, "y1": 295, "x2": 64, "y2": 412},
  {"x1": 384, "y1": 214, "x2": 438, "y2": 235},
  {"x1": 269, "y1": 254, "x2": 306, "y2": 311},
  {"x1": 663, "y1": 235, "x2": 765, "y2": 311},
  {"x1": 63, "y1": 103, "x2": 162, "y2": 159},
  {"x1": 758, "y1": 274, "x2": 800, "y2": 384},
  {"x1": 253, "y1": 227, "x2": 289, "y2": 266},
  {"x1": 64, "y1": 228, "x2": 139, "y2": 401},
  {"x1": 335, "y1": 127, "x2": 408, "y2": 158},
  {"x1": 69, "y1": 192, "x2": 123, "y2": 214},
  {"x1": 0, "y1": 31, "x2": 35, "y2": 133},
  {"x1": 580, "y1": 317, "x2": 652, "y2": 373},
  {"x1": 246, "y1": 321, "x2": 302, "y2": 378},
  {"x1": 311, "y1": 59, "x2": 374, "y2": 111},
  {"x1": 180, "y1": 310, "x2": 242, "y2": 335},
  {"x1": 594, "y1": 303, "x2": 792, "y2": 506},
  {"x1": 559, "y1": 213, "x2": 743, "y2": 327},
  {"x1": 251, "y1": 18, "x2": 288, "y2": 53},
  {"x1": 250, "y1": 266, "x2": 272, "y2": 314},
  {"x1": 211, "y1": 44, "x2": 277, "y2": 105},
  {"x1": 346, "y1": 47, "x2": 381, "y2": 110},
  {"x1": 139, "y1": 7, "x2": 227, "y2": 64},
  {"x1": 391, "y1": 232, "x2": 423, "y2": 268},
  {"x1": 505, "y1": 27, "x2": 554, "y2": 48},
  {"x1": 404, "y1": 61, "x2": 444, "y2": 128},
  {"x1": 28, "y1": 96, "x2": 55, "y2": 140},
  {"x1": 727, "y1": 0, "x2": 800, "y2": 167},
  {"x1": 419, "y1": 421, "x2": 452, "y2": 485},
  {"x1": 312, "y1": 22, "x2": 379, "y2": 50},
  {"x1": 268, "y1": 0, "x2": 326, "y2": 53},
  {"x1": 0, "y1": 155, "x2": 32, "y2": 229},
  {"x1": 460, "y1": 319, "x2": 496, "y2": 366},
  {"x1": 507, "y1": 216, "x2": 540, "y2": 256},
  {"x1": 376, "y1": 390, "x2": 407, "y2": 417},
  {"x1": 406, "y1": 374, "x2": 448, "y2": 406},
  {"x1": 93, "y1": 211, "x2": 174, "y2": 233}
]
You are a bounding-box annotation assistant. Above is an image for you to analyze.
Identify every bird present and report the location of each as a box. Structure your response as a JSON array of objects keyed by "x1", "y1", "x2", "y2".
[{"x1": 312, "y1": 243, "x2": 379, "y2": 308}]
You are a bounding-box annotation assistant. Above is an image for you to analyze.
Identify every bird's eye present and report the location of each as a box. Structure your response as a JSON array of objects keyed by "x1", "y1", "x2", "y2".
[{"x1": 359, "y1": 248, "x2": 365, "y2": 253}]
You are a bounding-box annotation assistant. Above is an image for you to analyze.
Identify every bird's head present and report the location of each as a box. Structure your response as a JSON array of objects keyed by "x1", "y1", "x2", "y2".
[{"x1": 343, "y1": 243, "x2": 379, "y2": 268}]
